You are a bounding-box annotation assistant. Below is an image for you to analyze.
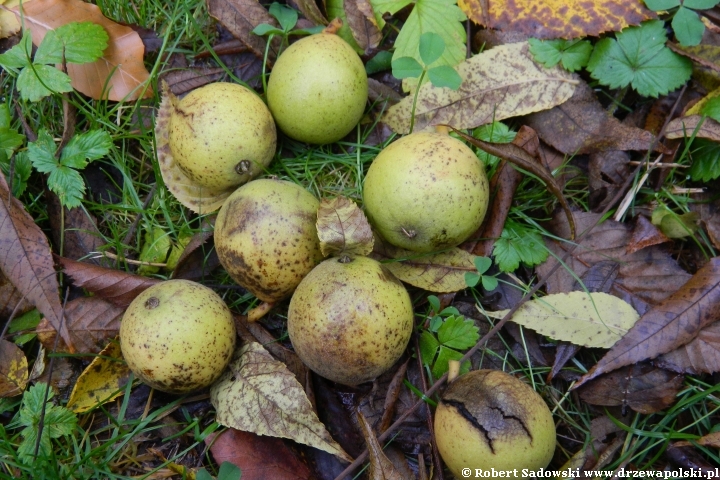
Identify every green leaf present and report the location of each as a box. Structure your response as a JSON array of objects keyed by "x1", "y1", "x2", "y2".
[
  {"x1": 217, "y1": 461, "x2": 243, "y2": 480},
  {"x1": 17, "y1": 64, "x2": 73, "y2": 102},
  {"x1": 419, "y1": 330, "x2": 440, "y2": 365},
  {"x1": 644, "y1": 0, "x2": 680, "y2": 9},
  {"x1": 269, "y1": 3, "x2": 298, "y2": 32},
  {"x1": 440, "y1": 306, "x2": 460, "y2": 316},
  {"x1": 700, "y1": 96, "x2": 720, "y2": 122},
  {"x1": 672, "y1": 6, "x2": 705, "y2": 46},
  {"x1": 370, "y1": 0, "x2": 413, "y2": 15},
  {"x1": 252, "y1": 24, "x2": 284, "y2": 36},
  {"x1": 427, "y1": 65, "x2": 462, "y2": 90},
  {"x1": 586, "y1": 20, "x2": 692, "y2": 97},
  {"x1": 35, "y1": 22, "x2": 109, "y2": 65},
  {"x1": 473, "y1": 256, "x2": 491, "y2": 274},
  {"x1": 1, "y1": 151, "x2": 32, "y2": 197},
  {"x1": 391, "y1": 56, "x2": 423, "y2": 79},
  {"x1": 60, "y1": 129, "x2": 112, "y2": 169},
  {"x1": 431, "y1": 346, "x2": 469, "y2": 379},
  {"x1": 464, "y1": 271, "x2": 480, "y2": 287},
  {"x1": 437, "y1": 315, "x2": 479, "y2": 349},
  {"x1": 683, "y1": 0, "x2": 719, "y2": 9},
  {"x1": 427, "y1": 295, "x2": 441, "y2": 313},
  {"x1": 419, "y1": 31, "x2": 445, "y2": 66},
  {"x1": 0, "y1": 103, "x2": 11, "y2": 129},
  {"x1": 0, "y1": 128, "x2": 25, "y2": 153},
  {"x1": 429, "y1": 315, "x2": 443, "y2": 332},
  {"x1": 28, "y1": 130, "x2": 58, "y2": 174},
  {"x1": 291, "y1": 26, "x2": 325, "y2": 36},
  {"x1": 481, "y1": 275, "x2": 498, "y2": 291},
  {"x1": 472, "y1": 121, "x2": 516, "y2": 168},
  {"x1": 47, "y1": 166, "x2": 86, "y2": 208},
  {"x1": 492, "y1": 222, "x2": 548, "y2": 273},
  {"x1": 529, "y1": 38, "x2": 592, "y2": 72},
  {"x1": 9, "y1": 309, "x2": 42, "y2": 334},
  {"x1": 0, "y1": 31, "x2": 32, "y2": 69},
  {"x1": 326, "y1": 0, "x2": 364, "y2": 53},
  {"x1": 195, "y1": 469, "x2": 214, "y2": 480},
  {"x1": 689, "y1": 139, "x2": 720, "y2": 181}
]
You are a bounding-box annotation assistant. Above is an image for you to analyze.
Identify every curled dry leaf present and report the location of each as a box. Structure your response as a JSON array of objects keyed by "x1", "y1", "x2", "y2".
[
  {"x1": 383, "y1": 42, "x2": 577, "y2": 134},
  {"x1": 357, "y1": 411, "x2": 407, "y2": 480},
  {"x1": 36, "y1": 296, "x2": 124, "y2": 354},
  {"x1": 294, "y1": 0, "x2": 329, "y2": 26},
  {"x1": 626, "y1": 215, "x2": 671, "y2": 255},
  {"x1": 316, "y1": 196, "x2": 374, "y2": 257},
  {"x1": 344, "y1": 0, "x2": 381, "y2": 53},
  {"x1": 210, "y1": 342, "x2": 352, "y2": 462},
  {"x1": 457, "y1": 0, "x2": 654, "y2": 39},
  {"x1": 665, "y1": 115, "x2": 720, "y2": 142},
  {"x1": 208, "y1": 0, "x2": 279, "y2": 62},
  {"x1": 155, "y1": 82, "x2": 236, "y2": 213},
  {"x1": 66, "y1": 340, "x2": 130, "y2": 413},
  {"x1": 56, "y1": 256, "x2": 159, "y2": 307},
  {"x1": 573, "y1": 257, "x2": 720, "y2": 389},
  {"x1": 0, "y1": 174, "x2": 74, "y2": 352},
  {"x1": 0, "y1": 338, "x2": 28, "y2": 397},
  {"x1": 371, "y1": 235, "x2": 476, "y2": 293},
  {"x1": 486, "y1": 292, "x2": 639, "y2": 348},
  {"x1": 13, "y1": 0, "x2": 153, "y2": 101}
]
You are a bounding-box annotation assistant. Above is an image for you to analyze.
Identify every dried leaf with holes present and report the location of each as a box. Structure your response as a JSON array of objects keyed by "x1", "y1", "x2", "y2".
[
  {"x1": 67, "y1": 340, "x2": 130, "y2": 413},
  {"x1": 0, "y1": 339, "x2": 28, "y2": 397}
]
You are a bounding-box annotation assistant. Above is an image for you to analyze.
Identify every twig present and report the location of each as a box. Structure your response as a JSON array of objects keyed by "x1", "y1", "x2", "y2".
[{"x1": 91, "y1": 250, "x2": 167, "y2": 267}]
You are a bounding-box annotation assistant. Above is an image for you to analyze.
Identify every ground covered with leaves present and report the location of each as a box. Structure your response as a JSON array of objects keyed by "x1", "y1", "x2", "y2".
[{"x1": 1, "y1": 0, "x2": 720, "y2": 478}]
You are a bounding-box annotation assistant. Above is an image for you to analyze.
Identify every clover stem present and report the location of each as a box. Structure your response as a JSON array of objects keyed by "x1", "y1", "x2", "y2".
[{"x1": 408, "y1": 69, "x2": 427, "y2": 134}]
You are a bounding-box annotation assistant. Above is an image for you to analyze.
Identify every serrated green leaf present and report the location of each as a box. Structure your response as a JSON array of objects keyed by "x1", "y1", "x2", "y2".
[
  {"x1": 252, "y1": 24, "x2": 284, "y2": 36},
  {"x1": 689, "y1": 138, "x2": 720, "y2": 181},
  {"x1": 529, "y1": 37, "x2": 591, "y2": 72},
  {"x1": 644, "y1": 0, "x2": 680, "y2": 9},
  {"x1": 472, "y1": 121, "x2": 516, "y2": 168},
  {"x1": 684, "y1": 0, "x2": 719, "y2": 8},
  {"x1": 35, "y1": 22, "x2": 109, "y2": 65},
  {"x1": 437, "y1": 315, "x2": 479, "y2": 349},
  {"x1": 419, "y1": 330, "x2": 440, "y2": 366},
  {"x1": 587, "y1": 20, "x2": 692, "y2": 98},
  {"x1": 431, "y1": 346, "x2": 469, "y2": 379},
  {"x1": 269, "y1": 3, "x2": 298, "y2": 32},
  {"x1": 392, "y1": 56, "x2": 423, "y2": 79},
  {"x1": 60, "y1": 129, "x2": 112, "y2": 169},
  {"x1": 493, "y1": 222, "x2": 547, "y2": 273},
  {"x1": 0, "y1": 128, "x2": 25, "y2": 152},
  {"x1": 0, "y1": 31, "x2": 32, "y2": 69},
  {"x1": 528, "y1": 38, "x2": 563, "y2": 68},
  {"x1": 1, "y1": 151, "x2": 32, "y2": 197},
  {"x1": 28, "y1": 130, "x2": 58, "y2": 174},
  {"x1": 48, "y1": 166, "x2": 86, "y2": 208},
  {"x1": 419, "y1": 31, "x2": 445, "y2": 66},
  {"x1": 427, "y1": 65, "x2": 461, "y2": 90},
  {"x1": 672, "y1": 6, "x2": 705, "y2": 46},
  {"x1": 17, "y1": 64, "x2": 73, "y2": 102}
]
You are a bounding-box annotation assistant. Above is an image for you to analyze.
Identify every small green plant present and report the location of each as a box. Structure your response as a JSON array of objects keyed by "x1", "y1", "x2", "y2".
[
  {"x1": 493, "y1": 220, "x2": 548, "y2": 273},
  {"x1": 419, "y1": 295, "x2": 479, "y2": 379},
  {"x1": 464, "y1": 256, "x2": 499, "y2": 291},
  {"x1": 644, "y1": 0, "x2": 720, "y2": 46},
  {"x1": 0, "y1": 102, "x2": 30, "y2": 196},
  {"x1": 196, "y1": 461, "x2": 242, "y2": 480},
  {"x1": 472, "y1": 121, "x2": 517, "y2": 169},
  {"x1": 527, "y1": 38, "x2": 592, "y2": 72}
]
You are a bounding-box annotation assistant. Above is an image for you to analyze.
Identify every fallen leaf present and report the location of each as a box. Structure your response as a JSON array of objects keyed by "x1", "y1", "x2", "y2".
[
  {"x1": 457, "y1": 0, "x2": 654, "y2": 40},
  {"x1": 13, "y1": 0, "x2": 153, "y2": 101},
  {"x1": 626, "y1": 215, "x2": 670, "y2": 255},
  {"x1": 665, "y1": 115, "x2": 720, "y2": 141},
  {"x1": 316, "y1": 196, "x2": 374, "y2": 257},
  {"x1": 294, "y1": 0, "x2": 328, "y2": 26},
  {"x1": 345, "y1": 0, "x2": 381, "y2": 53},
  {"x1": 487, "y1": 292, "x2": 639, "y2": 348},
  {"x1": 47, "y1": 192, "x2": 105, "y2": 264},
  {"x1": 577, "y1": 363, "x2": 683, "y2": 414},
  {"x1": 674, "y1": 432, "x2": 720, "y2": 449},
  {"x1": 371, "y1": 235, "x2": 476, "y2": 292},
  {"x1": 155, "y1": 82, "x2": 236, "y2": 213},
  {"x1": 0, "y1": 173, "x2": 74, "y2": 351},
  {"x1": 56, "y1": 256, "x2": 160, "y2": 307},
  {"x1": 0, "y1": 270, "x2": 32, "y2": 320},
  {"x1": 0, "y1": 338, "x2": 28, "y2": 397},
  {"x1": 36, "y1": 296, "x2": 124, "y2": 354},
  {"x1": 210, "y1": 342, "x2": 352, "y2": 462},
  {"x1": 357, "y1": 411, "x2": 407, "y2": 480},
  {"x1": 171, "y1": 221, "x2": 221, "y2": 281},
  {"x1": 208, "y1": 0, "x2": 279, "y2": 62},
  {"x1": 573, "y1": 257, "x2": 720, "y2": 389},
  {"x1": 161, "y1": 67, "x2": 225, "y2": 96},
  {"x1": 383, "y1": 42, "x2": 577, "y2": 134},
  {"x1": 206, "y1": 428, "x2": 314, "y2": 480},
  {"x1": 657, "y1": 321, "x2": 720, "y2": 375},
  {"x1": 588, "y1": 150, "x2": 632, "y2": 212},
  {"x1": 0, "y1": 0, "x2": 21, "y2": 39},
  {"x1": 525, "y1": 81, "x2": 659, "y2": 155},
  {"x1": 66, "y1": 339, "x2": 130, "y2": 413}
]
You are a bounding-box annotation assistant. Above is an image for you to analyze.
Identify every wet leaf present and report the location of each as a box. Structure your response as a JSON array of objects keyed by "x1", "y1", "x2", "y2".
[
  {"x1": 657, "y1": 321, "x2": 720, "y2": 375},
  {"x1": 665, "y1": 115, "x2": 720, "y2": 141},
  {"x1": 574, "y1": 257, "x2": 720, "y2": 389},
  {"x1": 345, "y1": 0, "x2": 381, "y2": 53},
  {"x1": 487, "y1": 292, "x2": 640, "y2": 348},
  {"x1": 357, "y1": 411, "x2": 407, "y2": 480},
  {"x1": 13, "y1": 0, "x2": 153, "y2": 101},
  {"x1": 155, "y1": 83, "x2": 236, "y2": 213},
  {"x1": 577, "y1": 363, "x2": 683, "y2": 414},
  {"x1": 56, "y1": 256, "x2": 160, "y2": 307},
  {"x1": 0, "y1": 338, "x2": 28, "y2": 397},
  {"x1": 0, "y1": 173, "x2": 74, "y2": 351},
  {"x1": 626, "y1": 215, "x2": 670, "y2": 255},
  {"x1": 210, "y1": 342, "x2": 352, "y2": 462},
  {"x1": 206, "y1": 429, "x2": 314, "y2": 480},
  {"x1": 67, "y1": 340, "x2": 130, "y2": 413},
  {"x1": 316, "y1": 196, "x2": 374, "y2": 257},
  {"x1": 36, "y1": 296, "x2": 124, "y2": 354},
  {"x1": 208, "y1": 0, "x2": 279, "y2": 61},
  {"x1": 371, "y1": 235, "x2": 476, "y2": 292},
  {"x1": 383, "y1": 42, "x2": 577, "y2": 134},
  {"x1": 457, "y1": 0, "x2": 654, "y2": 39}
]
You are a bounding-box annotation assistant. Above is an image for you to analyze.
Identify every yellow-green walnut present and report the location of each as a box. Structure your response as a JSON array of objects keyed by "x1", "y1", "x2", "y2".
[
  {"x1": 287, "y1": 255, "x2": 413, "y2": 386},
  {"x1": 267, "y1": 33, "x2": 368, "y2": 144},
  {"x1": 434, "y1": 370, "x2": 556, "y2": 476},
  {"x1": 363, "y1": 132, "x2": 489, "y2": 252},
  {"x1": 169, "y1": 82, "x2": 276, "y2": 190},
  {"x1": 120, "y1": 279, "x2": 236, "y2": 394},
  {"x1": 214, "y1": 178, "x2": 323, "y2": 303}
]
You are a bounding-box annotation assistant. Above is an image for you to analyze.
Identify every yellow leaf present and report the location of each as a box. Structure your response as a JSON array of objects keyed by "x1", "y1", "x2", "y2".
[
  {"x1": 665, "y1": 115, "x2": 720, "y2": 142},
  {"x1": 316, "y1": 196, "x2": 374, "y2": 257},
  {"x1": 382, "y1": 42, "x2": 577, "y2": 134},
  {"x1": 486, "y1": 292, "x2": 640, "y2": 348},
  {"x1": 210, "y1": 342, "x2": 352, "y2": 462},
  {"x1": 458, "y1": 0, "x2": 654, "y2": 40},
  {"x1": 0, "y1": 0, "x2": 21, "y2": 39},
  {"x1": 67, "y1": 340, "x2": 130, "y2": 413},
  {"x1": 0, "y1": 338, "x2": 28, "y2": 397}
]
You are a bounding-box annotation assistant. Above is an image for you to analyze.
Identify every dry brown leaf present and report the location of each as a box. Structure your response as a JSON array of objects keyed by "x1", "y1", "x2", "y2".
[
  {"x1": 47, "y1": 192, "x2": 105, "y2": 264},
  {"x1": 626, "y1": 215, "x2": 670, "y2": 255},
  {"x1": 0, "y1": 338, "x2": 28, "y2": 397},
  {"x1": 665, "y1": 115, "x2": 720, "y2": 141},
  {"x1": 573, "y1": 257, "x2": 720, "y2": 389},
  {"x1": 295, "y1": 0, "x2": 329, "y2": 26},
  {"x1": 36, "y1": 296, "x2": 124, "y2": 354},
  {"x1": 161, "y1": 67, "x2": 226, "y2": 96},
  {"x1": 344, "y1": 0, "x2": 381, "y2": 53},
  {"x1": 657, "y1": 321, "x2": 720, "y2": 375},
  {"x1": 357, "y1": 411, "x2": 409, "y2": 480},
  {"x1": 210, "y1": 342, "x2": 352, "y2": 462},
  {"x1": 0, "y1": 174, "x2": 74, "y2": 351},
  {"x1": 383, "y1": 42, "x2": 577, "y2": 134},
  {"x1": 674, "y1": 432, "x2": 720, "y2": 449},
  {"x1": 155, "y1": 83, "x2": 236, "y2": 213},
  {"x1": 208, "y1": 0, "x2": 279, "y2": 61},
  {"x1": 588, "y1": 150, "x2": 632, "y2": 212},
  {"x1": 56, "y1": 256, "x2": 160, "y2": 307},
  {"x1": 0, "y1": 0, "x2": 21, "y2": 39},
  {"x1": 316, "y1": 196, "x2": 374, "y2": 257},
  {"x1": 66, "y1": 339, "x2": 130, "y2": 413},
  {"x1": 457, "y1": 0, "x2": 654, "y2": 40},
  {"x1": 0, "y1": 270, "x2": 32, "y2": 320},
  {"x1": 13, "y1": 0, "x2": 153, "y2": 101}
]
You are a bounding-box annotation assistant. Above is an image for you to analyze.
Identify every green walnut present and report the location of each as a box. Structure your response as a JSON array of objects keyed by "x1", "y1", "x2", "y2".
[
  {"x1": 169, "y1": 82, "x2": 276, "y2": 190},
  {"x1": 287, "y1": 255, "x2": 414, "y2": 386},
  {"x1": 120, "y1": 279, "x2": 236, "y2": 394},
  {"x1": 267, "y1": 33, "x2": 368, "y2": 144},
  {"x1": 214, "y1": 178, "x2": 323, "y2": 303},
  {"x1": 434, "y1": 370, "x2": 556, "y2": 476},
  {"x1": 363, "y1": 132, "x2": 489, "y2": 252}
]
